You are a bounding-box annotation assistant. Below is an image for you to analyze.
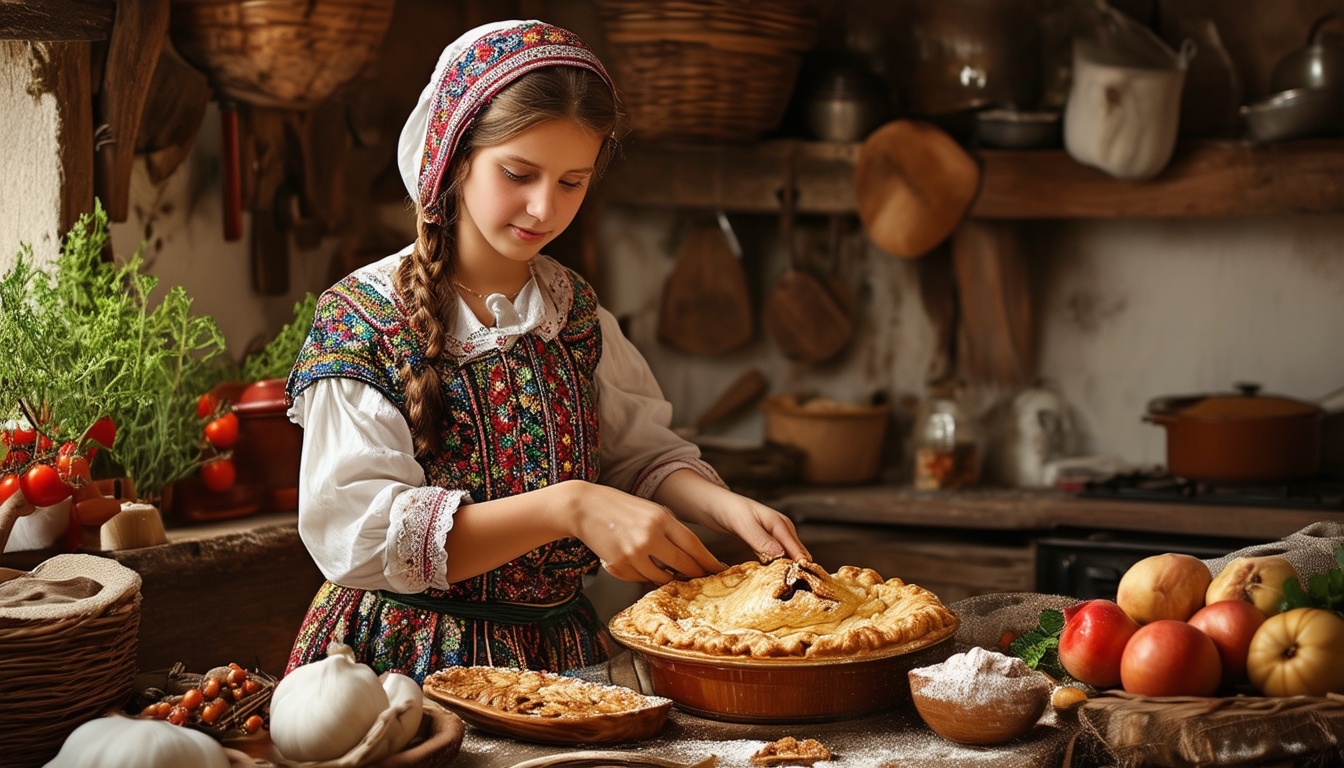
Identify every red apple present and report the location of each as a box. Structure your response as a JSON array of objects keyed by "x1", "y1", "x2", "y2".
[
  {"x1": 1188, "y1": 599, "x2": 1266, "y2": 689},
  {"x1": 1120, "y1": 619, "x2": 1222, "y2": 697},
  {"x1": 1058, "y1": 599, "x2": 1140, "y2": 688}
]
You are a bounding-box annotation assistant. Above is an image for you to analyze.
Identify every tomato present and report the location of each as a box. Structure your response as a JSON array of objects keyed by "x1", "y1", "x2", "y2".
[
  {"x1": 2, "y1": 448, "x2": 30, "y2": 472},
  {"x1": 0, "y1": 473, "x2": 20, "y2": 504},
  {"x1": 197, "y1": 393, "x2": 219, "y2": 419},
  {"x1": 10, "y1": 425, "x2": 35, "y2": 446},
  {"x1": 35, "y1": 434, "x2": 53, "y2": 452},
  {"x1": 1247, "y1": 607, "x2": 1344, "y2": 696},
  {"x1": 203, "y1": 412, "x2": 239, "y2": 449},
  {"x1": 81, "y1": 415, "x2": 116, "y2": 451},
  {"x1": 201, "y1": 458, "x2": 236, "y2": 492},
  {"x1": 20, "y1": 463, "x2": 72, "y2": 507}
]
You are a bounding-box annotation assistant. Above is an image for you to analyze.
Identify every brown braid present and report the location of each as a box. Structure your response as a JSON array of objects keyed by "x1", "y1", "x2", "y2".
[{"x1": 394, "y1": 214, "x2": 459, "y2": 458}]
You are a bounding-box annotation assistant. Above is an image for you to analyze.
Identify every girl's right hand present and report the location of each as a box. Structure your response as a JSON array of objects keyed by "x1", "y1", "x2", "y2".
[{"x1": 554, "y1": 480, "x2": 725, "y2": 585}]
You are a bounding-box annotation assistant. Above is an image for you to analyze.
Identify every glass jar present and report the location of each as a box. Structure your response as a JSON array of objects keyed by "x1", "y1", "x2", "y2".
[{"x1": 913, "y1": 382, "x2": 981, "y2": 490}]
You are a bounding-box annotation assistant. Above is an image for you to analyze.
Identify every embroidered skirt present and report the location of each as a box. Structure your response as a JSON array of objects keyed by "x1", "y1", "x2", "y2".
[{"x1": 286, "y1": 580, "x2": 613, "y2": 681}]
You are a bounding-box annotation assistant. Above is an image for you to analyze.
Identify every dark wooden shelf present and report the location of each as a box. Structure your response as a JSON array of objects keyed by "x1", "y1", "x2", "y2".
[{"x1": 600, "y1": 138, "x2": 1344, "y2": 220}]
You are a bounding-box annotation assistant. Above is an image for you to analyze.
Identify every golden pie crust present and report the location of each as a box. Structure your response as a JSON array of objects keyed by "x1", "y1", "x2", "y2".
[
  {"x1": 422, "y1": 666, "x2": 661, "y2": 718},
  {"x1": 609, "y1": 559, "x2": 958, "y2": 658},
  {"x1": 751, "y1": 736, "x2": 833, "y2": 766}
]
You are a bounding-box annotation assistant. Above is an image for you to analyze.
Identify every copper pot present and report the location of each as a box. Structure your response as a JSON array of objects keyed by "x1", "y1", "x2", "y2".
[{"x1": 1144, "y1": 385, "x2": 1322, "y2": 484}]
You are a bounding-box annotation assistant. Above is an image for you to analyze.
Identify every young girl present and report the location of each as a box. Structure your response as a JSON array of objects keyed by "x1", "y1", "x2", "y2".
[{"x1": 283, "y1": 20, "x2": 810, "y2": 681}]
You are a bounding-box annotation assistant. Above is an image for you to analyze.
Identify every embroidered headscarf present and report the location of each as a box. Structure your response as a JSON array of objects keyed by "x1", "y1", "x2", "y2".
[{"x1": 396, "y1": 20, "x2": 615, "y2": 223}]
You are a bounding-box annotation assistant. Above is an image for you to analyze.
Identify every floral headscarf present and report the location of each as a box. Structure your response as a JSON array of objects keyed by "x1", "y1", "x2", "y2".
[{"x1": 396, "y1": 20, "x2": 615, "y2": 223}]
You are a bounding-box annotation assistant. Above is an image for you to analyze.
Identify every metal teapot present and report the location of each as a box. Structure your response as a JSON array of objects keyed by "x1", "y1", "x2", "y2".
[{"x1": 1271, "y1": 12, "x2": 1344, "y2": 94}]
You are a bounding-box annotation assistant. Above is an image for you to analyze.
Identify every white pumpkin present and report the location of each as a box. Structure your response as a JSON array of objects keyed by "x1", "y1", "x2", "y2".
[{"x1": 43, "y1": 715, "x2": 230, "y2": 768}]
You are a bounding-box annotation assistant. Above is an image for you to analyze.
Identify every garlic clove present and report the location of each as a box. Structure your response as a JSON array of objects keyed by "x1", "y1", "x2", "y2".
[{"x1": 380, "y1": 671, "x2": 425, "y2": 754}]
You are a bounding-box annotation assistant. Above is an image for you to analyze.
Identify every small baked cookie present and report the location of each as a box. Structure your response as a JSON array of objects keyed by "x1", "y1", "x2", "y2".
[
  {"x1": 609, "y1": 559, "x2": 958, "y2": 658},
  {"x1": 423, "y1": 666, "x2": 660, "y2": 718},
  {"x1": 751, "y1": 736, "x2": 833, "y2": 766}
]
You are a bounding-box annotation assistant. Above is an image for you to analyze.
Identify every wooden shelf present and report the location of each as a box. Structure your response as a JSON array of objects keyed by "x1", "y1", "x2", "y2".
[{"x1": 600, "y1": 138, "x2": 1344, "y2": 220}]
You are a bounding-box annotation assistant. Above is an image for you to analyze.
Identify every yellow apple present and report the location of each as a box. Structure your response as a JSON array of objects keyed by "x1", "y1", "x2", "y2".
[
  {"x1": 1205, "y1": 555, "x2": 1301, "y2": 617},
  {"x1": 1116, "y1": 552, "x2": 1211, "y2": 625},
  {"x1": 1247, "y1": 607, "x2": 1344, "y2": 697}
]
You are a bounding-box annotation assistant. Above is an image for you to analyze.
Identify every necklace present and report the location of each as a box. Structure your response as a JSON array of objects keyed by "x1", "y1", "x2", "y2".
[{"x1": 454, "y1": 279, "x2": 523, "y2": 302}]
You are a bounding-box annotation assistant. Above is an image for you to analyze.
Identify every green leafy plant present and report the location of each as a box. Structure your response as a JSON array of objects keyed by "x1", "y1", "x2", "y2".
[
  {"x1": 239, "y1": 293, "x2": 316, "y2": 384},
  {"x1": 0, "y1": 201, "x2": 230, "y2": 502},
  {"x1": 1008, "y1": 607, "x2": 1068, "y2": 680},
  {"x1": 1280, "y1": 545, "x2": 1344, "y2": 617}
]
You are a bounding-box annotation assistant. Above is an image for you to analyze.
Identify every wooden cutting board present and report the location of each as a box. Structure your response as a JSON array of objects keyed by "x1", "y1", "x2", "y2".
[
  {"x1": 855, "y1": 120, "x2": 982, "y2": 259},
  {"x1": 657, "y1": 222, "x2": 753, "y2": 356},
  {"x1": 952, "y1": 219, "x2": 1034, "y2": 388}
]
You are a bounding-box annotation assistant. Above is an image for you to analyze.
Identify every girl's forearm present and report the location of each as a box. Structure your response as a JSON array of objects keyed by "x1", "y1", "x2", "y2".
[{"x1": 442, "y1": 482, "x2": 577, "y2": 582}]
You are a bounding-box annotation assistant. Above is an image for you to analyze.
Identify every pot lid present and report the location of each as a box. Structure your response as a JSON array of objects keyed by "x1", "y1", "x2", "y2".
[{"x1": 1150, "y1": 384, "x2": 1320, "y2": 420}]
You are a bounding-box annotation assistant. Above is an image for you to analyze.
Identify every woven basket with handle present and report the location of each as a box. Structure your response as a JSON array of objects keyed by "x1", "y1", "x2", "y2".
[
  {"x1": 594, "y1": 0, "x2": 820, "y2": 143},
  {"x1": 0, "y1": 554, "x2": 142, "y2": 768}
]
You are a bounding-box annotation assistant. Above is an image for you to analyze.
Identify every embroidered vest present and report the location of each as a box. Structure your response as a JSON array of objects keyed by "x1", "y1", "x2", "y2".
[{"x1": 288, "y1": 261, "x2": 604, "y2": 605}]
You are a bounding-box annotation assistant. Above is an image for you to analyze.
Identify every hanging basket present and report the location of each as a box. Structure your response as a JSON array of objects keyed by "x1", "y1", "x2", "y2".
[
  {"x1": 0, "y1": 554, "x2": 142, "y2": 768},
  {"x1": 594, "y1": 0, "x2": 820, "y2": 144},
  {"x1": 169, "y1": 0, "x2": 396, "y2": 108}
]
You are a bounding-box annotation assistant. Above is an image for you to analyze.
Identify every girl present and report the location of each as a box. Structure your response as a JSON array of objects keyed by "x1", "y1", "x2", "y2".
[{"x1": 283, "y1": 20, "x2": 809, "y2": 681}]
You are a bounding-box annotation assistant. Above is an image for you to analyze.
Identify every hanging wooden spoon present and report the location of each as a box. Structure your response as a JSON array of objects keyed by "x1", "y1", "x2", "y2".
[
  {"x1": 763, "y1": 156, "x2": 854, "y2": 363},
  {"x1": 657, "y1": 210, "x2": 753, "y2": 356}
]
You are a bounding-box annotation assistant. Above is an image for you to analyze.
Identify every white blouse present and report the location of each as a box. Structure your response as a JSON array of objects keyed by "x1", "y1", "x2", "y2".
[{"x1": 289, "y1": 251, "x2": 721, "y2": 594}]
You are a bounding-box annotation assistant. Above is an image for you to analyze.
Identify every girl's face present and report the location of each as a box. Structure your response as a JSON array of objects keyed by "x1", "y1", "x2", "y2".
[{"x1": 456, "y1": 118, "x2": 604, "y2": 268}]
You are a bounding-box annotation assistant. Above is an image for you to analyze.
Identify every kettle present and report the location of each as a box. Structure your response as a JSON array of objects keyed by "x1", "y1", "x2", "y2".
[
  {"x1": 1270, "y1": 12, "x2": 1344, "y2": 94},
  {"x1": 996, "y1": 385, "x2": 1077, "y2": 488}
]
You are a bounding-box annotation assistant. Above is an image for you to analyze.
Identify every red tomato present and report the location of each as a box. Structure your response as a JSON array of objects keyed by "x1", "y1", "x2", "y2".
[
  {"x1": 20, "y1": 463, "x2": 72, "y2": 507},
  {"x1": 203, "y1": 412, "x2": 240, "y2": 449},
  {"x1": 201, "y1": 458, "x2": 236, "y2": 492},
  {"x1": 0, "y1": 474, "x2": 20, "y2": 504},
  {"x1": 197, "y1": 393, "x2": 219, "y2": 419},
  {"x1": 35, "y1": 434, "x2": 53, "y2": 452},
  {"x1": 10, "y1": 425, "x2": 36, "y2": 446},
  {"x1": 81, "y1": 416, "x2": 116, "y2": 451}
]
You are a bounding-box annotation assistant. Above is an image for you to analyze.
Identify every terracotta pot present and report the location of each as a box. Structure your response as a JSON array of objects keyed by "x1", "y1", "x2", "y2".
[
  {"x1": 1144, "y1": 386, "x2": 1322, "y2": 483},
  {"x1": 233, "y1": 378, "x2": 302, "y2": 513}
]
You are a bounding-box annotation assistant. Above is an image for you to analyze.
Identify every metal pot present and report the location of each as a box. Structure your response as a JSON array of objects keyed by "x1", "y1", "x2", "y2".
[{"x1": 1144, "y1": 384, "x2": 1322, "y2": 484}]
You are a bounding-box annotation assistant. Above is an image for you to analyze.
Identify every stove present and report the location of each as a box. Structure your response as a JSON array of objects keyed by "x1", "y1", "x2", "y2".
[{"x1": 1076, "y1": 471, "x2": 1344, "y2": 512}]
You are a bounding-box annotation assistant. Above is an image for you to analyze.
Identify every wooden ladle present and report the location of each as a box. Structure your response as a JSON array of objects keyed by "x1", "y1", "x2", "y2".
[{"x1": 763, "y1": 158, "x2": 855, "y2": 363}]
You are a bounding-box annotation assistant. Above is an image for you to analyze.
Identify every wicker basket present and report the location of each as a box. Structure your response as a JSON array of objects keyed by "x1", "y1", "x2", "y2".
[
  {"x1": 594, "y1": 0, "x2": 820, "y2": 143},
  {"x1": 170, "y1": 0, "x2": 396, "y2": 108},
  {"x1": 0, "y1": 554, "x2": 142, "y2": 768}
]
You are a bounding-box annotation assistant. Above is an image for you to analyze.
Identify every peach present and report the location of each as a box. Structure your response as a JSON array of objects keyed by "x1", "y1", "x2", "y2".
[
  {"x1": 1206, "y1": 555, "x2": 1301, "y2": 617},
  {"x1": 1116, "y1": 552, "x2": 1211, "y2": 625}
]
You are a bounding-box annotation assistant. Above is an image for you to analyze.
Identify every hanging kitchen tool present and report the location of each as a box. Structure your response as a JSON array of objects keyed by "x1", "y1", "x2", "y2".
[
  {"x1": 854, "y1": 120, "x2": 981, "y2": 259},
  {"x1": 951, "y1": 218, "x2": 1034, "y2": 388},
  {"x1": 678, "y1": 368, "x2": 768, "y2": 439},
  {"x1": 93, "y1": 0, "x2": 171, "y2": 223},
  {"x1": 135, "y1": 46, "x2": 212, "y2": 185},
  {"x1": 656, "y1": 210, "x2": 754, "y2": 356},
  {"x1": 916, "y1": 243, "x2": 958, "y2": 385},
  {"x1": 762, "y1": 156, "x2": 855, "y2": 363}
]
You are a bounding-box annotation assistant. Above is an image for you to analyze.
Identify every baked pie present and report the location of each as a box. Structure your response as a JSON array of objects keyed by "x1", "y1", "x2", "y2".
[
  {"x1": 609, "y1": 559, "x2": 958, "y2": 658},
  {"x1": 422, "y1": 666, "x2": 664, "y2": 718}
]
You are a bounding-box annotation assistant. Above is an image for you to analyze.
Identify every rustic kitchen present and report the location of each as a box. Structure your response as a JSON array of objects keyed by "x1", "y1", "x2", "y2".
[{"x1": 3, "y1": 0, "x2": 1344, "y2": 766}]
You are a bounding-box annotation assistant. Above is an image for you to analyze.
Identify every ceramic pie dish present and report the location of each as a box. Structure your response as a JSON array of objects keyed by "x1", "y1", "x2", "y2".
[
  {"x1": 608, "y1": 559, "x2": 960, "y2": 723},
  {"x1": 421, "y1": 666, "x2": 671, "y2": 746}
]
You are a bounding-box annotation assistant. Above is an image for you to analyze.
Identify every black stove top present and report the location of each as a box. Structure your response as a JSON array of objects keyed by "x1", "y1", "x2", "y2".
[{"x1": 1078, "y1": 471, "x2": 1344, "y2": 511}]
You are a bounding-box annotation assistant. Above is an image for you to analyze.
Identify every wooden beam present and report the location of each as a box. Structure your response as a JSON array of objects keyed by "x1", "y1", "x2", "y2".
[
  {"x1": 26, "y1": 41, "x2": 96, "y2": 233},
  {"x1": 0, "y1": 0, "x2": 113, "y2": 41}
]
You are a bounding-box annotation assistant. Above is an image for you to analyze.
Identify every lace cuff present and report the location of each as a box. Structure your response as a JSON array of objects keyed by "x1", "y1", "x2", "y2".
[
  {"x1": 386, "y1": 486, "x2": 472, "y2": 593},
  {"x1": 631, "y1": 457, "x2": 727, "y2": 499}
]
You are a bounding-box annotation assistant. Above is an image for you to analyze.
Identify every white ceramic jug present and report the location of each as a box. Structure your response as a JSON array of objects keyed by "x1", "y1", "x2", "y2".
[{"x1": 1064, "y1": 20, "x2": 1195, "y2": 181}]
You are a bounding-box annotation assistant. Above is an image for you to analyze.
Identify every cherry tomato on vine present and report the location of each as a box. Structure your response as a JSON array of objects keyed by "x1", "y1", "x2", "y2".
[
  {"x1": 20, "y1": 463, "x2": 72, "y2": 507},
  {"x1": 10, "y1": 425, "x2": 36, "y2": 446},
  {"x1": 81, "y1": 416, "x2": 116, "y2": 451},
  {"x1": 200, "y1": 458, "x2": 236, "y2": 493},
  {"x1": 35, "y1": 434, "x2": 53, "y2": 452},
  {"x1": 0, "y1": 473, "x2": 20, "y2": 504},
  {"x1": 203, "y1": 412, "x2": 239, "y2": 449},
  {"x1": 197, "y1": 393, "x2": 219, "y2": 420}
]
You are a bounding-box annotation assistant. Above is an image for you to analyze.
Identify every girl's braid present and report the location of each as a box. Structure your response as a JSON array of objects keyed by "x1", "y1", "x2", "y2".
[{"x1": 394, "y1": 217, "x2": 456, "y2": 458}]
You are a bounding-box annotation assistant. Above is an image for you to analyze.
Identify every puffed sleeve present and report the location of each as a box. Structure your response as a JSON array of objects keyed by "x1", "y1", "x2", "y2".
[
  {"x1": 290, "y1": 377, "x2": 471, "y2": 593},
  {"x1": 594, "y1": 307, "x2": 727, "y2": 497}
]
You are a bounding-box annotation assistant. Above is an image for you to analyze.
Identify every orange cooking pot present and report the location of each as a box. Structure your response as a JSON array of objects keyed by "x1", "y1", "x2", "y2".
[{"x1": 1144, "y1": 385, "x2": 1323, "y2": 484}]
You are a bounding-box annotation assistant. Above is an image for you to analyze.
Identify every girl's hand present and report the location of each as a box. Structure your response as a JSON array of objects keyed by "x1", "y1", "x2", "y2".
[
  {"x1": 654, "y1": 470, "x2": 811, "y2": 563},
  {"x1": 556, "y1": 480, "x2": 725, "y2": 585}
]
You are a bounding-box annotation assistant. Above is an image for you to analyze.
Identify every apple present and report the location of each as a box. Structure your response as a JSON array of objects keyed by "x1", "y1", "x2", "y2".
[
  {"x1": 1247, "y1": 607, "x2": 1344, "y2": 697},
  {"x1": 1058, "y1": 599, "x2": 1140, "y2": 688},
  {"x1": 1188, "y1": 599, "x2": 1266, "y2": 688},
  {"x1": 1119, "y1": 619, "x2": 1222, "y2": 697},
  {"x1": 1205, "y1": 555, "x2": 1301, "y2": 617},
  {"x1": 1116, "y1": 552, "x2": 1211, "y2": 625}
]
